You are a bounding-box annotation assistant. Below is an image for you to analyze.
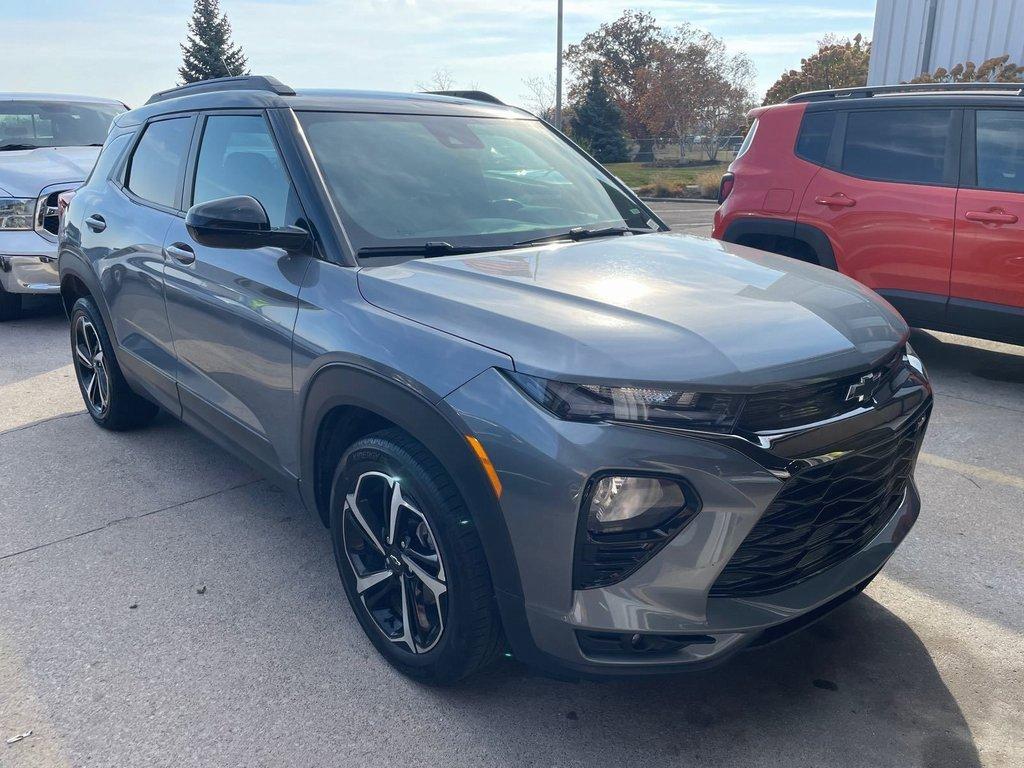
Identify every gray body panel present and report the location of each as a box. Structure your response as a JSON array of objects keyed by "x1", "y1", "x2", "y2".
[
  {"x1": 162, "y1": 217, "x2": 312, "y2": 474},
  {"x1": 358, "y1": 233, "x2": 908, "y2": 387}
]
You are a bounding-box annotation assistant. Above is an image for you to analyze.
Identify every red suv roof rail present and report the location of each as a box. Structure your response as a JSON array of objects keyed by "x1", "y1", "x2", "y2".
[{"x1": 786, "y1": 82, "x2": 1024, "y2": 103}]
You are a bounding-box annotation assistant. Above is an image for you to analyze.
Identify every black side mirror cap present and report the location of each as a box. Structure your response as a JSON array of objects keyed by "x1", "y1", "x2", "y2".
[{"x1": 185, "y1": 195, "x2": 308, "y2": 252}]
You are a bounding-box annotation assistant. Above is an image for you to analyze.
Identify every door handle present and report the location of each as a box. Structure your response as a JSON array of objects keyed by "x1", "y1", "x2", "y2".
[
  {"x1": 85, "y1": 214, "x2": 106, "y2": 232},
  {"x1": 165, "y1": 242, "x2": 196, "y2": 265},
  {"x1": 814, "y1": 194, "x2": 856, "y2": 208},
  {"x1": 965, "y1": 209, "x2": 1018, "y2": 225}
]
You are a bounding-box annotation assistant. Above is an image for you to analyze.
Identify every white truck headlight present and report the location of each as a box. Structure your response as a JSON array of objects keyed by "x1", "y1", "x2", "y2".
[{"x1": 0, "y1": 198, "x2": 35, "y2": 230}]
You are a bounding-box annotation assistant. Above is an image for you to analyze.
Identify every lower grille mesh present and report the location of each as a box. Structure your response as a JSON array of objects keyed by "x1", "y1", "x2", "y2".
[{"x1": 710, "y1": 412, "x2": 929, "y2": 597}]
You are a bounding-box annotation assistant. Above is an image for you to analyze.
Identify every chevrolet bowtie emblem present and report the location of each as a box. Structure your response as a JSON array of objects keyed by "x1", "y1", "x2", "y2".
[{"x1": 845, "y1": 371, "x2": 882, "y2": 403}]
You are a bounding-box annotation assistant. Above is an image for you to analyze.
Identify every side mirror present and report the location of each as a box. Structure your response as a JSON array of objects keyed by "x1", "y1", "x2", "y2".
[{"x1": 185, "y1": 195, "x2": 308, "y2": 251}]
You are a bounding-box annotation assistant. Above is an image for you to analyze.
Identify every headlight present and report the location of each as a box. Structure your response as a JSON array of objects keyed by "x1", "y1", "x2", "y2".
[
  {"x1": 904, "y1": 342, "x2": 927, "y2": 379},
  {"x1": 0, "y1": 198, "x2": 35, "y2": 230},
  {"x1": 506, "y1": 371, "x2": 742, "y2": 432}
]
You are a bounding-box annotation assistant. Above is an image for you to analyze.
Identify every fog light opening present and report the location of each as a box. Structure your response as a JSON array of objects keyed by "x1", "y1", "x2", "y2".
[{"x1": 573, "y1": 473, "x2": 702, "y2": 590}]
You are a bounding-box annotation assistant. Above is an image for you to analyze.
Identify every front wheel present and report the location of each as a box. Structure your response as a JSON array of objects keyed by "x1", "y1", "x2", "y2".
[{"x1": 329, "y1": 429, "x2": 503, "y2": 684}]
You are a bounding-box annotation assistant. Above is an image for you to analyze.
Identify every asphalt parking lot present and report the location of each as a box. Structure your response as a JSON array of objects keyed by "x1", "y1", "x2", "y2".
[{"x1": 1, "y1": 211, "x2": 1022, "y2": 767}]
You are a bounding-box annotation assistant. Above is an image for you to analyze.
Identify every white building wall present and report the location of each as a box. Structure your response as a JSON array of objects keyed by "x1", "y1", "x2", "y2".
[{"x1": 868, "y1": 0, "x2": 1024, "y2": 85}]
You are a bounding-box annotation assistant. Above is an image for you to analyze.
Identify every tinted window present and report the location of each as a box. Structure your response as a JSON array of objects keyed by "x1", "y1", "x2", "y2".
[
  {"x1": 795, "y1": 111, "x2": 835, "y2": 165},
  {"x1": 976, "y1": 110, "x2": 1024, "y2": 193},
  {"x1": 0, "y1": 100, "x2": 124, "y2": 150},
  {"x1": 125, "y1": 118, "x2": 193, "y2": 208},
  {"x1": 842, "y1": 109, "x2": 952, "y2": 184},
  {"x1": 192, "y1": 115, "x2": 295, "y2": 227},
  {"x1": 298, "y1": 111, "x2": 653, "y2": 254},
  {"x1": 84, "y1": 133, "x2": 132, "y2": 188}
]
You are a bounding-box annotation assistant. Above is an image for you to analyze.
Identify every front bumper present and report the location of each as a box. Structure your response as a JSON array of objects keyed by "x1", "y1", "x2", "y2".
[
  {"x1": 0, "y1": 231, "x2": 60, "y2": 294},
  {"x1": 445, "y1": 366, "x2": 931, "y2": 677}
]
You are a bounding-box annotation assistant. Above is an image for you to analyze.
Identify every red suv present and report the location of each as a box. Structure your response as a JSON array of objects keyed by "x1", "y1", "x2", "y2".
[{"x1": 713, "y1": 83, "x2": 1024, "y2": 346}]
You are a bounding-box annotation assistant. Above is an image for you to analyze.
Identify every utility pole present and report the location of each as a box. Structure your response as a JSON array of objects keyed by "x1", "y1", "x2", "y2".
[{"x1": 555, "y1": 0, "x2": 564, "y2": 130}]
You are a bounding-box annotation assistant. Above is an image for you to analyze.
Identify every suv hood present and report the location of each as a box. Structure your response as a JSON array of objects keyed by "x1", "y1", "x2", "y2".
[
  {"x1": 0, "y1": 145, "x2": 100, "y2": 197},
  {"x1": 357, "y1": 233, "x2": 908, "y2": 388}
]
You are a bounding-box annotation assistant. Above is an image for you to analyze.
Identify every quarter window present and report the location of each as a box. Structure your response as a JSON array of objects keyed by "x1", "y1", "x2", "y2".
[
  {"x1": 84, "y1": 133, "x2": 133, "y2": 188},
  {"x1": 841, "y1": 109, "x2": 953, "y2": 185},
  {"x1": 795, "y1": 111, "x2": 835, "y2": 165},
  {"x1": 192, "y1": 115, "x2": 295, "y2": 227},
  {"x1": 125, "y1": 118, "x2": 194, "y2": 208},
  {"x1": 975, "y1": 109, "x2": 1024, "y2": 193},
  {"x1": 735, "y1": 118, "x2": 758, "y2": 159}
]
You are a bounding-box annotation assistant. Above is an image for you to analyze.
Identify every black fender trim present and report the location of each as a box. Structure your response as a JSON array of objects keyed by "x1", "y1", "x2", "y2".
[
  {"x1": 721, "y1": 217, "x2": 837, "y2": 270},
  {"x1": 58, "y1": 253, "x2": 115, "y2": 334},
  {"x1": 298, "y1": 363, "x2": 536, "y2": 663},
  {"x1": 298, "y1": 362, "x2": 526, "y2": 604}
]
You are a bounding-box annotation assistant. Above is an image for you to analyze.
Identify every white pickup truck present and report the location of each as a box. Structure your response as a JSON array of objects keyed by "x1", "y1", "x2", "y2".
[{"x1": 1, "y1": 93, "x2": 125, "y2": 320}]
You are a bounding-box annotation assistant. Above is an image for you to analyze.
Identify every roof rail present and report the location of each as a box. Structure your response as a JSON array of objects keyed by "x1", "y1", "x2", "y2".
[
  {"x1": 423, "y1": 90, "x2": 504, "y2": 105},
  {"x1": 786, "y1": 81, "x2": 1024, "y2": 103},
  {"x1": 145, "y1": 75, "x2": 295, "y2": 105}
]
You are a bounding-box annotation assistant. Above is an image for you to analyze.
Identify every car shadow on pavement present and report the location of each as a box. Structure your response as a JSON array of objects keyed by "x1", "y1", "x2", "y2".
[
  {"x1": 442, "y1": 595, "x2": 982, "y2": 768},
  {"x1": 910, "y1": 328, "x2": 1024, "y2": 385}
]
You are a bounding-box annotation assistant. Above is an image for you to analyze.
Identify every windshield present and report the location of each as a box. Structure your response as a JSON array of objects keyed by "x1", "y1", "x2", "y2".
[
  {"x1": 297, "y1": 112, "x2": 656, "y2": 255},
  {"x1": 0, "y1": 101, "x2": 124, "y2": 150}
]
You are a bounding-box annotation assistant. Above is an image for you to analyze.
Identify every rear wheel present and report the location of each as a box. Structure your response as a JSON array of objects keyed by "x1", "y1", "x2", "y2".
[
  {"x1": 70, "y1": 297, "x2": 159, "y2": 430},
  {"x1": 0, "y1": 284, "x2": 22, "y2": 321},
  {"x1": 329, "y1": 429, "x2": 502, "y2": 684}
]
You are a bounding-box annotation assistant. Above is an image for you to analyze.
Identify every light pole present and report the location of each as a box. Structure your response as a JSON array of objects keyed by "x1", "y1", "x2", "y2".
[{"x1": 555, "y1": 0, "x2": 563, "y2": 130}]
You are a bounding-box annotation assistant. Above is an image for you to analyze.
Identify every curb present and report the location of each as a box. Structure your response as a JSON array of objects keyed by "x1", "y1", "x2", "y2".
[{"x1": 639, "y1": 197, "x2": 719, "y2": 205}]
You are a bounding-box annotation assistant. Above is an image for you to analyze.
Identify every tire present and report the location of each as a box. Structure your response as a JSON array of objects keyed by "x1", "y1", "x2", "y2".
[
  {"x1": 0, "y1": 284, "x2": 22, "y2": 321},
  {"x1": 329, "y1": 428, "x2": 503, "y2": 684},
  {"x1": 70, "y1": 296, "x2": 159, "y2": 430}
]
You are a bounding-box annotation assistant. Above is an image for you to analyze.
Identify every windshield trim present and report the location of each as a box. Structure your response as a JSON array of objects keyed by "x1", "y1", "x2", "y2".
[{"x1": 293, "y1": 109, "x2": 667, "y2": 267}]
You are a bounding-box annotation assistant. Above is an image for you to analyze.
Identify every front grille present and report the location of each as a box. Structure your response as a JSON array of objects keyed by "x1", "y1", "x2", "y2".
[
  {"x1": 35, "y1": 190, "x2": 68, "y2": 240},
  {"x1": 737, "y1": 349, "x2": 905, "y2": 432},
  {"x1": 710, "y1": 410, "x2": 929, "y2": 597}
]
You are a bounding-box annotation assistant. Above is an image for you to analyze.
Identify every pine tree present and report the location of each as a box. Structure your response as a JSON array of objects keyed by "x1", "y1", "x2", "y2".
[
  {"x1": 569, "y1": 65, "x2": 630, "y2": 163},
  {"x1": 178, "y1": 0, "x2": 249, "y2": 84}
]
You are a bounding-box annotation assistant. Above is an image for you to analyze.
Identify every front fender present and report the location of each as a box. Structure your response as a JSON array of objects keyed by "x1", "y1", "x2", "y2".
[{"x1": 297, "y1": 362, "x2": 524, "y2": 603}]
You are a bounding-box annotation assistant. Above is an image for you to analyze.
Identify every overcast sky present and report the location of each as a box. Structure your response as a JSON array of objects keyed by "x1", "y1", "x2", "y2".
[{"x1": 8, "y1": 0, "x2": 876, "y2": 108}]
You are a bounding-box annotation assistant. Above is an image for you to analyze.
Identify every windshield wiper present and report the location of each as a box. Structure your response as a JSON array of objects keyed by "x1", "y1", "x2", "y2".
[
  {"x1": 513, "y1": 225, "x2": 654, "y2": 248},
  {"x1": 0, "y1": 144, "x2": 42, "y2": 151},
  {"x1": 357, "y1": 241, "x2": 502, "y2": 259}
]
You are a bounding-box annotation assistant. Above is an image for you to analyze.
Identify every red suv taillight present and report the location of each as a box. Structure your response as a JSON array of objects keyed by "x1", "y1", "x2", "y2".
[{"x1": 718, "y1": 172, "x2": 735, "y2": 204}]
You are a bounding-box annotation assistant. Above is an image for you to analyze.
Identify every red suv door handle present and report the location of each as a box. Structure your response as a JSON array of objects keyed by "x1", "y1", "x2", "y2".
[
  {"x1": 965, "y1": 209, "x2": 1018, "y2": 225},
  {"x1": 814, "y1": 194, "x2": 856, "y2": 208}
]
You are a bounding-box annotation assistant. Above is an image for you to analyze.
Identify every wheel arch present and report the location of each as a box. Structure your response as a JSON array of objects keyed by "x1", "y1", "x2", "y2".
[
  {"x1": 59, "y1": 255, "x2": 114, "y2": 329},
  {"x1": 722, "y1": 217, "x2": 837, "y2": 271},
  {"x1": 298, "y1": 362, "x2": 524, "y2": 602}
]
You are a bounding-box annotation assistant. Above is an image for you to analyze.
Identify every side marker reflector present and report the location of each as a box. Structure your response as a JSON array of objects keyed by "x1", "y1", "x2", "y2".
[{"x1": 466, "y1": 435, "x2": 502, "y2": 498}]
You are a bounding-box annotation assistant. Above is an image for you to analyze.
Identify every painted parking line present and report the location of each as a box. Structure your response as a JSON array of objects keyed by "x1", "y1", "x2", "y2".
[{"x1": 919, "y1": 452, "x2": 1024, "y2": 491}]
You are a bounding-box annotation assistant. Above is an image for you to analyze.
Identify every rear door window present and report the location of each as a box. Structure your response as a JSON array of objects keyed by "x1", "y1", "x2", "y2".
[
  {"x1": 124, "y1": 117, "x2": 194, "y2": 209},
  {"x1": 841, "y1": 109, "x2": 954, "y2": 185},
  {"x1": 975, "y1": 109, "x2": 1024, "y2": 193}
]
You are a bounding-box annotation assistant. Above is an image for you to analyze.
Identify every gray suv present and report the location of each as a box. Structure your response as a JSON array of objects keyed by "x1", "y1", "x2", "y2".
[
  {"x1": 1, "y1": 93, "x2": 125, "y2": 319},
  {"x1": 59, "y1": 76, "x2": 933, "y2": 683}
]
